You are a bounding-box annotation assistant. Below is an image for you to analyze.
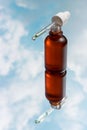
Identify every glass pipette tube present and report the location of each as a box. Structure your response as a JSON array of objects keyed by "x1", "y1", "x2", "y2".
[
  {"x1": 32, "y1": 23, "x2": 54, "y2": 40},
  {"x1": 35, "y1": 107, "x2": 54, "y2": 124},
  {"x1": 35, "y1": 97, "x2": 66, "y2": 124}
]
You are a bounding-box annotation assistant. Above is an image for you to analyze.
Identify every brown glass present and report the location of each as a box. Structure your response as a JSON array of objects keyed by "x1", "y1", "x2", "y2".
[
  {"x1": 44, "y1": 31, "x2": 67, "y2": 72},
  {"x1": 45, "y1": 70, "x2": 66, "y2": 105},
  {"x1": 44, "y1": 31, "x2": 67, "y2": 106}
]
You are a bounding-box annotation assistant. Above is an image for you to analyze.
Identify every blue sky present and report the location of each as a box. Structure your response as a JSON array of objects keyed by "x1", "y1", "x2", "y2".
[{"x1": 0, "y1": 0, "x2": 87, "y2": 130}]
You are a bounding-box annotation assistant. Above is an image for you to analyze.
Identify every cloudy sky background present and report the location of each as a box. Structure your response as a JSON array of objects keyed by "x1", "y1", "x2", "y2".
[{"x1": 0, "y1": 0, "x2": 87, "y2": 130}]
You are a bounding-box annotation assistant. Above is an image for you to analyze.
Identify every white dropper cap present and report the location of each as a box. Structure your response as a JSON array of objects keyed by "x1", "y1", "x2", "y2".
[{"x1": 52, "y1": 11, "x2": 70, "y2": 26}]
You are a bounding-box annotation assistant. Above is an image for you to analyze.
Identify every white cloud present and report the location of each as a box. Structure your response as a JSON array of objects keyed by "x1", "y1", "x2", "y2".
[
  {"x1": 64, "y1": 92, "x2": 84, "y2": 120},
  {"x1": 9, "y1": 78, "x2": 44, "y2": 129},
  {"x1": 59, "y1": 122, "x2": 84, "y2": 130},
  {"x1": 16, "y1": 0, "x2": 38, "y2": 10},
  {"x1": 0, "y1": 12, "x2": 28, "y2": 76},
  {"x1": 68, "y1": 29, "x2": 87, "y2": 93},
  {"x1": 0, "y1": 47, "x2": 44, "y2": 130},
  {"x1": 16, "y1": 0, "x2": 28, "y2": 8},
  {"x1": 0, "y1": 10, "x2": 45, "y2": 130},
  {"x1": 0, "y1": 76, "x2": 45, "y2": 130},
  {"x1": 58, "y1": 122, "x2": 83, "y2": 130},
  {"x1": 54, "y1": 83, "x2": 85, "y2": 130},
  {"x1": 70, "y1": 124, "x2": 83, "y2": 130},
  {"x1": 0, "y1": 10, "x2": 43, "y2": 79},
  {"x1": 0, "y1": 89, "x2": 12, "y2": 130},
  {"x1": 16, "y1": 50, "x2": 44, "y2": 80}
]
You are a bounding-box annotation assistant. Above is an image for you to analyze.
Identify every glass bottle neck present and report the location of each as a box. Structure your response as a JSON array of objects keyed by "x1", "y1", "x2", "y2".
[
  {"x1": 49, "y1": 25, "x2": 63, "y2": 40},
  {"x1": 49, "y1": 24, "x2": 63, "y2": 38},
  {"x1": 50, "y1": 24, "x2": 61, "y2": 33}
]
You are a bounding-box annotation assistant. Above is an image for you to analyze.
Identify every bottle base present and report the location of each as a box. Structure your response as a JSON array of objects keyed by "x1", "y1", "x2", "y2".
[{"x1": 50, "y1": 97, "x2": 66, "y2": 110}]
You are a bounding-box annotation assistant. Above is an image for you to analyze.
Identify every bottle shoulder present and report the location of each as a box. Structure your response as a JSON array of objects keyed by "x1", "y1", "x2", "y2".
[
  {"x1": 45, "y1": 34, "x2": 67, "y2": 44},
  {"x1": 58, "y1": 35, "x2": 67, "y2": 43}
]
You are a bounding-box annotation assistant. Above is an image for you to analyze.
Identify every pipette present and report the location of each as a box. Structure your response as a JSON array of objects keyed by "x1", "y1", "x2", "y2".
[
  {"x1": 35, "y1": 107, "x2": 54, "y2": 124},
  {"x1": 35, "y1": 97, "x2": 66, "y2": 124},
  {"x1": 32, "y1": 23, "x2": 54, "y2": 40},
  {"x1": 32, "y1": 11, "x2": 70, "y2": 40}
]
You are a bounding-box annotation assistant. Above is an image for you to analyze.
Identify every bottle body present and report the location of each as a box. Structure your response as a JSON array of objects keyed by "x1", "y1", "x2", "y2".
[
  {"x1": 45, "y1": 70, "x2": 66, "y2": 105},
  {"x1": 45, "y1": 31, "x2": 67, "y2": 72},
  {"x1": 44, "y1": 31, "x2": 67, "y2": 107}
]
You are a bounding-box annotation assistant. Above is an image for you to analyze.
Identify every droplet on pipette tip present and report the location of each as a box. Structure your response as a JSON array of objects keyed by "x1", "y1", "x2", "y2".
[
  {"x1": 32, "y1": 35, "x2": 38, "y2": 40},
  {"x1": 35, "y1": 120, "x2": 40, "y2": 124}
]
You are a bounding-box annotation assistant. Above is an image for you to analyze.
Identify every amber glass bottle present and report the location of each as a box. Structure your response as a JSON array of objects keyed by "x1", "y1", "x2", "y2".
[
  {"x1": 32, "y1": 11, "x2": 70, "y2": 110},
  {"x1": 45, "y1": 27, "x2": 67, "y2": 108}
]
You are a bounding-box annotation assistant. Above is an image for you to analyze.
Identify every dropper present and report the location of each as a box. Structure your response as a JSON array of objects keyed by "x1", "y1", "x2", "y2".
[
  {"x1": 35, "y1": 97, "x2": 66, "y2": 124},
  {"x1": 32, "y1": 23, "x2": 54, "y2": 40},
  {"x1": 35, "y1": 107, "x2": 54, "y2": 124},
  {"x1": 32, "y1": 11, "x2": 70, "y2": 40}
]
